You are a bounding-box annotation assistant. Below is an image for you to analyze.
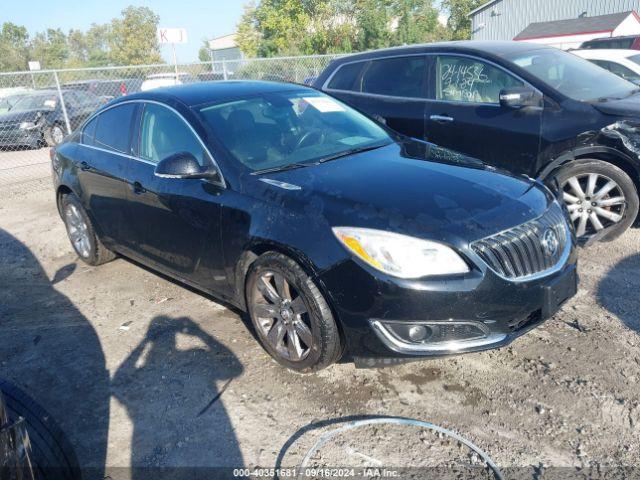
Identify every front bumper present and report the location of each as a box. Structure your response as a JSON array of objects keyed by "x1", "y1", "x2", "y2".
[
  {"x1": 0, "y1": 129, "x2": 42, "y2": 148},
  {"x1": 317, "y1": 247, "x2": 578, "y2": 364}
]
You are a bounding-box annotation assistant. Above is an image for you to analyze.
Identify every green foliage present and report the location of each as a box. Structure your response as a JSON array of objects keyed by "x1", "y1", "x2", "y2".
[
  {"x1": 0, "y1": 5, "x2": 163, "y2": 72},
  {"x1": 442, "y1": 0, "x2": 485, "y2": 40},
  {"x1": 198, "y1": 39, "x2": 211, "y2": 62},
  {"x1": 109, "y1": 6, "x2": 163, "y2": 65},
  {"x1": 236, "y1": 0, "x2": 447, "y2": 58},
  {"x1": 30, "y1": 29, "x2": 69, "y2": 69},
  {"x1": 0, "y1": 22, "x2": 30, "y2": 71}
]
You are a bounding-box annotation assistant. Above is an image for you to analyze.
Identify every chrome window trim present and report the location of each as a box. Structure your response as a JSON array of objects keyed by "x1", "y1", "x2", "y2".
[
  {"x1": 322, "y1": 53, "x2": 429, "y2": 101},
  {"x1": 323, "y1": 51, "x2": 542, "y2": 107},
  {"x1": 78, "y1": 143, "x2": 155, "y2": 166},
  {"x1": 80, "y1": 99, "x2": 226, "y2": 188}
]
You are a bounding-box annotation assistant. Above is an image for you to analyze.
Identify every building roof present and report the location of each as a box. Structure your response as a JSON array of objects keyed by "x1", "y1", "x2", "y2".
[
  {"x1": 514, "y1": 11, "x2": 635, "y2": 40},
  {"x1": 208, "y1": 34, "x2": 238, "y2": 51},
  {"x1": 468, "y1": 0, "x2": 500, "y2": 17}
]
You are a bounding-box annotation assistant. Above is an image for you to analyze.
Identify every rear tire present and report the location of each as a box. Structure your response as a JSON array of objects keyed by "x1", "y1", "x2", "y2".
[
  {"x1": 245, "y1": 252, "x2": 342, "y2": 372},
  {"x1": 0, "y1": 379, "x2": 80, "y2": 480},
  {"x1": 552, "y1": 159, "x2": 638, "y2": 242},
  {"x1": 61, "y1": 194, "x2": 115, "y2": 266}
]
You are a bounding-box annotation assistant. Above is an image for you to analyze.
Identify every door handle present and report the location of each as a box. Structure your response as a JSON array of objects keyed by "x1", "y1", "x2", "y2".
[
  {"x1": 132, "y1": 181, "x2": 146, "y2": 195},
  {"x1": 80, "y1": 161, "x2": 92, "y2": 171},
  {"x1": 430, "y1": 114, "x2": 454, "y2": 123}
]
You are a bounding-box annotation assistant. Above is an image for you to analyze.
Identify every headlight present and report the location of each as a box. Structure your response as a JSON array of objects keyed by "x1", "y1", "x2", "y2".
[
  {"x1": 332, "y1": 227, "x2": 469, "y2": 279},
  {"x1": 19, "y1": 121, "x2": 38, "y2": 130}
]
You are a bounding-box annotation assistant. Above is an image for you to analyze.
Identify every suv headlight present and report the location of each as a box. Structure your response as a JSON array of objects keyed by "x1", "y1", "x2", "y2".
[
  {"x1": 332, "y1": 227, "x2": 469, "y2": 279},
  {"x1": 19, "y1": 121, "x2": 38, "y2": 130}
]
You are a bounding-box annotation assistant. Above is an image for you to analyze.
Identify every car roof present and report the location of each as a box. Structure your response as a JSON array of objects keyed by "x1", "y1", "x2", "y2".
[
  {"x1": 116, "y1": 80, "x2": 312, "y2": 108},
  {"x1": 572, "y1": 48, "x2": 639, "y2": 59},
  {"x1": 327, "y1": 40, "x2": 552, "y2": 63}
]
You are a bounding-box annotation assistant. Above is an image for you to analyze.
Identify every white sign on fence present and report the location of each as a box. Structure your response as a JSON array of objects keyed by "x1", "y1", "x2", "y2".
[
  {"x1": 28, "y1": 61, "x2": 41, "y2": 71},
  {"x1": 157, "y1": 28, "x2": 188, "y2": 44}
]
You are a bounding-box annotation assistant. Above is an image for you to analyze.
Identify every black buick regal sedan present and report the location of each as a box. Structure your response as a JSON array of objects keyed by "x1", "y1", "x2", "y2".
[{"x1": 50, "y1": 81, "x2": 578, "y2": 372}]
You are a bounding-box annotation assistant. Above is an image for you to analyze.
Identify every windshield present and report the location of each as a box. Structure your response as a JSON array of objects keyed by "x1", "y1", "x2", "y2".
[
  {"x1": 505, "y1": 48, "x2": 637, "y2": 101},
  {"x1": 197, "y1": 90, "x2": 391, "y2": 172},
  {"x1": 11, "y1": 93, "x2": 57, "y2": 112}
]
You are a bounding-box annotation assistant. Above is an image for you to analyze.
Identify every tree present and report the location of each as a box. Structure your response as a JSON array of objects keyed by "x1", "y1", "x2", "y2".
[
  {"x1": 109, "y1": 6, "x2": 162, "y2": 65},
  {"x1": 355, "y1": 0, "x2": 392, "y2": 51},
  {"x1": 441, "y1": 0, "x2": 485, "y2": 40},
  {"x1": 236, "y1": 2, "x2": 262, "y2": 58},
  {"x1": 0, "y1": 22, "x2": 30, "y2": 71},
  {"x1": 198, "y1": 39, "x2": 211, "y2": 62},
  {"x1": 30, "y1": 28, "x2": 69, "y2": 69},
  {"x1": 392, "y1": 0, "x2": 441, "y2": 45}
]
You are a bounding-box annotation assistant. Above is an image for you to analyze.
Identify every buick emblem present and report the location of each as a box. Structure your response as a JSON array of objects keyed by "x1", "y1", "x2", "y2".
[{"x1": 541, "y1": 228, "x2": 559, "y2": 257}]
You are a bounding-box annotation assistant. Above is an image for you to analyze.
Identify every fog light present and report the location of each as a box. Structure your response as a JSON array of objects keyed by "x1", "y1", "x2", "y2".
[{"x1": 408, "y1": 325, "x2": 428, "y2": 342}]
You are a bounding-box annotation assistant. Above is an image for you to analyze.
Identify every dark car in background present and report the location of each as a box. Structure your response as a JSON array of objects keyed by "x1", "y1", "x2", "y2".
[
  {"x1": 0, "y1": 89, "x2": 102, "y2": 148},
  {"x1": 51, "y1": 81, "x2": 577, "y2": 371},
  {"x1": 63, "y1": 78, "x2": 143, "y2": 100},
  {"x1": 314, "y1": 41, "x2": 640, "y2": 242},
  {"x1": 580, "y1": 35, "x2": 640, "y2": 50}
]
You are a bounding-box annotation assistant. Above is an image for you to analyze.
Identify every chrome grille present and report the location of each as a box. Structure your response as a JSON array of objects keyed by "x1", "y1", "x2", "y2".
[{"x1": 471, "y1": 204, "x2": 569, "y2": 280}]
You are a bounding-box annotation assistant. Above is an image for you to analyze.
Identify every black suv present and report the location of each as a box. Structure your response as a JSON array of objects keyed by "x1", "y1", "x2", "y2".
[{"x1": 314, "y1": 41, "x2": 640, "y2": 242}]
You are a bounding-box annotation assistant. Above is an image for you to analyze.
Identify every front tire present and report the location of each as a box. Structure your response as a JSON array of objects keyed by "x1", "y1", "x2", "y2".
[
  {"x1": 44, "y1": 124, "x2": 65, "y2": 147},
  {"x1": 245, "y1": 252, "x2": 342, "y2": 372},
  {"x1": 553, "y1": 159, "x2": 639, "y2": 242},
  {"x1": 61, "y1": 194, "x2": 115, "y2": 266}
]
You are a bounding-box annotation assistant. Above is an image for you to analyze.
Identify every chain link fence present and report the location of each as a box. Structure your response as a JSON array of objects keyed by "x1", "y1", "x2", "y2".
[{"x1": 0, "y1": 54, "x2": 342, "y2": 195}]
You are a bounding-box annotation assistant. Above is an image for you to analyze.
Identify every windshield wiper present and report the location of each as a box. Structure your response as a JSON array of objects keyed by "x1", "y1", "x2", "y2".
[
  {"x1": 316, "y1": 143, "x2": 390, "y2": 164},
  {"x1": 251, "y1": 162, "x2": 312, "y2": 175}
]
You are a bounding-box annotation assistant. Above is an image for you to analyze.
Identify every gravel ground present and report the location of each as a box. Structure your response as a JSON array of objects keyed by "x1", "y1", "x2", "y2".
[{"x1": 0, "y1": 187, "x2": 638, "y2": 479}]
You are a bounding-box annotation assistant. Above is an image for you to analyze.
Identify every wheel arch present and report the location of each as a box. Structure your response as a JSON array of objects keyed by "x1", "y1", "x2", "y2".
[
  {"x1": 234, "y1": 241, "x2": 347, "y2": 347},
  {"x1": 234, "y1": 241, "x2": 321, "y2": 310},
  {"x1": 55, "y1": 184, "x2": 74, "y2": 216},
  {"x1": 538, "y1": 146, "x2": 640, "y2": 191}
]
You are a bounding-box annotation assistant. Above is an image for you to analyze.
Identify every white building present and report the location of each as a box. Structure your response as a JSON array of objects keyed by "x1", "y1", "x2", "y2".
[{"x1": 470, "y1": 0, "x2": 640, "y2": 49}]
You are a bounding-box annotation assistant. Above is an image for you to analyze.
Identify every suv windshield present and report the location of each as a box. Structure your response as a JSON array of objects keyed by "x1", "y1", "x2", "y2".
[
  {"x1": 197, "y1": 91, "x2": 391, "y2": 172},
  {"x1": 505, "y1": 48, "x2": 637, "y2": 101},
  {"x1": 11, "y1": 93, "x2": 58, "y2": 112}
]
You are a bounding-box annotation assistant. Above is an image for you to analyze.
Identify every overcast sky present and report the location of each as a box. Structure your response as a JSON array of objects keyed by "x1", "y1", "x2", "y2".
[{"x1": 4, "y1": 0, "x2": 246, "y2": 63}]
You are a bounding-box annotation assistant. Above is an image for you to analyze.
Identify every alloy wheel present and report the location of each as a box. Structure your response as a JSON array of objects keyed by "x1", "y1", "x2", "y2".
[
  {"x1": 251, "y1": 270, "x2": 313, "y2": 362},
  {"x1": 562, "y1": 173, "x2": 626, "y2": 238},
  {"x1": 65, "y1": 204, "x2": 91, "y2": 258},
  {"x1": 52, "y1": 126, "x2": 65, "y2": 145}
]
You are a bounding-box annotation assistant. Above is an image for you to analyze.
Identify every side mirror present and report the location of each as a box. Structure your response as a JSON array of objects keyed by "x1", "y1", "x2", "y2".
[
  {"x1": 499, "y1": 87, "x2": 543, "y2": 109},
  {"x1": 154, "y1": 152, "x2": 220, "y2": 181}
]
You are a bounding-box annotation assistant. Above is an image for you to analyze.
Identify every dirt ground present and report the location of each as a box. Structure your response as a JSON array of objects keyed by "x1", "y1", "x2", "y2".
[{"x1": 1, "y1": 187, "x2": 639, "y2": 479}]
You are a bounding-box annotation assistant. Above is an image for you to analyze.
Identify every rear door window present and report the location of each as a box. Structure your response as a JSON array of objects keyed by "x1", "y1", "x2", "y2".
[
  {"x1": 82, "y1": 116, "x2": 98, "y2": 146},
  {"x1": 327, "y1": 62, "x2": 365, "y2": 91},
  {"x1": 361, "y1": 56, "x2": 426, "y2": 98},
  {"x1": 93, "y1": 103, "x2": 136, "y2": 154},
  {"x1": 435, "y1": 55, "x2": 523, "y2": 104}
]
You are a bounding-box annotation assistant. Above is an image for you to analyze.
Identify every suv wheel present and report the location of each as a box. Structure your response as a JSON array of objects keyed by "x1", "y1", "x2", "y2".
[
  {"x1": 245, "y1": 252, "x2": 342, "y2": 372},
  {"x1": 554, "y1": 160, "x2": 639, "y2": 242},
  {"x1": 61, "y1": 194, "x2": 116, "y2": 265}
]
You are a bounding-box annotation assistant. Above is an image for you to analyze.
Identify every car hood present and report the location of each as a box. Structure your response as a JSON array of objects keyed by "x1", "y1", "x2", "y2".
[
  {"x1": 256, "y1": 142, "x2": 552, "y2": 244},
  {"x1": 591, "y1": 92, "x2": 640, "y2": 116},
  {"x1": 0, "y1": 109, "x2": 45, "y2": 125}
]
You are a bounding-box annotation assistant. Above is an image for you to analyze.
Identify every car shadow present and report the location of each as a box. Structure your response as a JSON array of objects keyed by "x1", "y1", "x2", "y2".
[
  {"x1": 111, "y1": 315, "x2": 244, "y2": 479},
  {"x1": 0, "y1": 228, "x2": 109, "y2": 476},
  {"x1": 596, "y1": 252, "x2": 640, "y2": 334}
]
